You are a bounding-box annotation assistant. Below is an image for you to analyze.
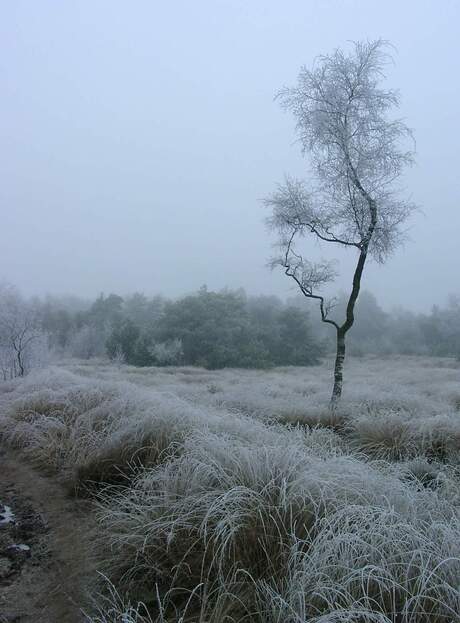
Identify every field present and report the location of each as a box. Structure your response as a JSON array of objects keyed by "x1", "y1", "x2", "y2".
[{"x1": 1, "y1": 355, "x2": 460, "y2": 622}]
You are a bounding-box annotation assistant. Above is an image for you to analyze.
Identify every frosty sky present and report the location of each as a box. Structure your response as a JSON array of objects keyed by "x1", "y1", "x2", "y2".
[{"x1": 1, "y1": 0, "x2": 458, "y2": 311}]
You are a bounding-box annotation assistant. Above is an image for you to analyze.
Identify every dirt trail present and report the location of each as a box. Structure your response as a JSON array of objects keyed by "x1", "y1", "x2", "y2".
[{"x1": 0, "y1": 446, "x2": 95, "y2": 622}]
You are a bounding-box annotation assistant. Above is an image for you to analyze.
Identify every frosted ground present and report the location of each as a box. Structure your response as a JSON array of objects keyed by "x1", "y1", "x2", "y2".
[{"x1": 1, "y1": 355, "x2": 459, "y2": 621}]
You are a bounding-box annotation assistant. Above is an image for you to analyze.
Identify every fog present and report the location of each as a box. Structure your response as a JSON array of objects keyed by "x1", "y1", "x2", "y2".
[{"x1": 1, "y1": 0, "x2": 459, "y2": 311}]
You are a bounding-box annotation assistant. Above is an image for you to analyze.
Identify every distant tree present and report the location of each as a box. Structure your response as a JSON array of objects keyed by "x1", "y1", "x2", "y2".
[
  {"x1": 132, "y1": 333, "x2": 156, "y2": 367},
  {"x1": 390, "y1": 309, "x2": 428, "y2": 355},
  {"x1": 419, "y1": 297, "x2": 460, "y2": 358},
  {"x1": 332, "y1": 290, "x2": 389, "y2": 355},
  {"x1": 247, "y1": 297, "x2": 322, "y2": 366},
  {"x1": 123, "y1": 293, "x2": 165, "y2": 332},
  {"x1": 68, "y1": 293, "x2": 124, "y2": 360},
  {"x1": 156, "y1": 288, "x2": 270, "y2": 369},
  {"x1": 106, "y1": 318, "x2": 142, "y2": 365},
  {"x1": 0, "y1": 284, "x2": 48, "y2": 378},
  {"x1": 40, "y1": 305, "x2": 73, "y2": 352},
  {"x1": 266, "y1": 40, "x2": 415, "y2": 404},
  {"x1": 246, "y1": 295, "x2": 285, "y2": 357},
  {"x1": 419, "y1": 306, "x2": 444, "y2": 356},
  {"x1": 442, "y1": 296, "x2": 460, "y2": 358},
  {"x1": 275, "y1": 306, "x2": 322, "y2": 365},
  {"x1": 69, "y1": 325, "x2": 108, "y2": 359},
  {"x1": 87, "y1": 293, "x2": 124, "y2": 329}
]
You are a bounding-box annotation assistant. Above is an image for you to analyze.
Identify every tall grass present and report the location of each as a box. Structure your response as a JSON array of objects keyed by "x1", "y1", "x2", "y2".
[{"x1": 0, "y1": 358, "x2": 459, "y2": 621}]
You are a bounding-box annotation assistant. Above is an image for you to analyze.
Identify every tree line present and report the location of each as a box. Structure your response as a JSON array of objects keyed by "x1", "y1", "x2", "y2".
[
  {"x1": 44, "y1": 288, "x2": 460, "y2": 365},
  {"x1": 1, "y1": 282, "x2": 460, "y2": 379},
  {"x1": 41, "y1": 287, "x2": 323, "y2": 369},
  {"x1": 318, "y1": 291, "x2": 460, "y2": 359}
]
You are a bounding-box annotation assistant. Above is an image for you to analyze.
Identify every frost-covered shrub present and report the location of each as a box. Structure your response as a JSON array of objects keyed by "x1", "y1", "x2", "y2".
[
  {"x1": 150, "y1": 338, "x2": 183, "y2": 366},
  {"x1": 348, "y1": 410, "x2": 419, "y2": 460}
]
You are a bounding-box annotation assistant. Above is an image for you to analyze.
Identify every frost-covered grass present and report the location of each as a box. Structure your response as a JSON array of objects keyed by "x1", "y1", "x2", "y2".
[
  {"x1": 63, "y1": 355, "x2": 460, "y2": 463},
  {"x1": 0, "y1": 356, "x2": 459, "y2": 621}
]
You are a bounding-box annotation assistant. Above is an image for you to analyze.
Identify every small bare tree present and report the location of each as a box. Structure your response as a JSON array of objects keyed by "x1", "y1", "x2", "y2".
[
  {"x1": 0, "y1": 284, "x2": 48, "y2": 379},
  {"x1": 265, "y1": 40, "x2": 415, "y2": 404}
]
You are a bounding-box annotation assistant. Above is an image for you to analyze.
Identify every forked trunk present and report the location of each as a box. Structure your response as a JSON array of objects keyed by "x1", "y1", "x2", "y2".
[{"x1": 331, "y1": 329, "x2": 346, "y2": 407}]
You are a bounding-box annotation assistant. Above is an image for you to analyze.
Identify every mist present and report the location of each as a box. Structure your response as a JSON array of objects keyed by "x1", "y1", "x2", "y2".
[{"x1": 1, "y1": 1, "x2": 459, "y2": 311}]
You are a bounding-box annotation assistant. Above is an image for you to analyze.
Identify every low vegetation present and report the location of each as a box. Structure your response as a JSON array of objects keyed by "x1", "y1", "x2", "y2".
[{"x1": 1, "y1": 356, "x2": 459, "y2": 621}]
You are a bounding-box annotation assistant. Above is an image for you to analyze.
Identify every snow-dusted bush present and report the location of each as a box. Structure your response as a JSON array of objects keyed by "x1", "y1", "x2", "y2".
[{"x1": 150, "y1": 338, "x2": 183, "y2": 366}]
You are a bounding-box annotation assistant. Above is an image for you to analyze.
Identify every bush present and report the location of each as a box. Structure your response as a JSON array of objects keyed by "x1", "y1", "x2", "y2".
[
  {"x1": 155, "y1": 288, "x2": 271, "y2": 369},
  {"x1": 149, "y1": 339, "x2": 183, "y2": 366}
]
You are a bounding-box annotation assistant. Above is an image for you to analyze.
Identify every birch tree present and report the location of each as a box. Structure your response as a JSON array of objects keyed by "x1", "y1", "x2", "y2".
[{"x1": 265, "y1": 40, "x2": 415, "y2": 404}]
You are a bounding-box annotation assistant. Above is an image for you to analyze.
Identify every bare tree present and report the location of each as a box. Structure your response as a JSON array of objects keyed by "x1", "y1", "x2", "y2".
[
  {"x1": 0, "y1": 284, "x2": 48, "y2": 379},
  {"x1": 265, "y1": 40, "x2": 415, "y2": 404}
]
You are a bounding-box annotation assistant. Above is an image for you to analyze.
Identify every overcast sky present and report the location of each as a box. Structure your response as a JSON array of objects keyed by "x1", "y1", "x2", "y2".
[{"x1": 1, "y1": 0, "x2": 458, "y2": 311}]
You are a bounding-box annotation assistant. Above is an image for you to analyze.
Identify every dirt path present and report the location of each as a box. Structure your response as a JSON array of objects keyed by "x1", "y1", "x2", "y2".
[{"x1": 0, "y1": 446, "x2": 95, "y2": 622}]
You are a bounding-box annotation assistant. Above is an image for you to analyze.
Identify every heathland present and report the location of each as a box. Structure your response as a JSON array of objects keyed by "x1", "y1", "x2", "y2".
[{"x1": 1, "y1": 355, "x2": 459, "y2": 621}]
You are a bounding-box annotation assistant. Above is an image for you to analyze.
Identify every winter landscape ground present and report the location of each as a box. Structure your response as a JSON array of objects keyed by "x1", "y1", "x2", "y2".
[{"x1": 1, "y1": 355, "x2": 460, "y2": 621}]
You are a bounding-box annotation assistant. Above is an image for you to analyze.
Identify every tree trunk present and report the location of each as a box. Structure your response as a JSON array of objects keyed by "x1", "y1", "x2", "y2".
[
  {"x1": 331, "y1": 329, "x2": 346, "y2": 406},
  {"x1": 17, "y1": 350, "x2": 24, "y2": 377},
  {"x1": 329, "y1": 246, "x2": 370, "y2": 406}
]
